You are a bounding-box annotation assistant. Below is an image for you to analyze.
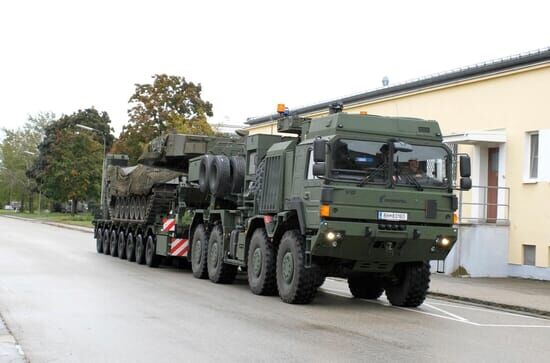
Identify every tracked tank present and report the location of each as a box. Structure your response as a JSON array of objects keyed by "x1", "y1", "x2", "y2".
[{"x1": 104, "y1": 133, "x2": 243, "y2": 223}]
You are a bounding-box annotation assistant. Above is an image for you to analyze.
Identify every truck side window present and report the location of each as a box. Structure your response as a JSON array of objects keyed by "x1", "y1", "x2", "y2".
[
  {"x1": 306, "y1": 149, "x2": 317, "y2": 180},
  {"x1": 248, "y1": 152, "x2": 257, "y2": 174}
]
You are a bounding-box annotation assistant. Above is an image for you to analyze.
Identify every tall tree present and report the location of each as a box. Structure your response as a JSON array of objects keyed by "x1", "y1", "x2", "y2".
[
  {"x1": 0, "y1": 112, "x2": 54, "y2": 211},
  {"x1": 112, "y1": 74, "x2": 214, "y2": 163},
  {"x1": 32, "y1": 108, "x2": 113, "y2": 213}
]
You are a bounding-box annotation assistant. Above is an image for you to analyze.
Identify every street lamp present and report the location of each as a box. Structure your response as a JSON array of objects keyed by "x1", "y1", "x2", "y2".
[{"x1": 75, "y1": 124, "x2": 107, "y2": 217}]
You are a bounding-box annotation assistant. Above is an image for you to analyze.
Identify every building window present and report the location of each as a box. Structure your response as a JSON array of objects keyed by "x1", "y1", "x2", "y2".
[
  {"x1": 522, "y1": 244, "x2": 536, "y2": 266},
  {"x1": 527, "y1": 132, "x2": 539, "y2": 179}
]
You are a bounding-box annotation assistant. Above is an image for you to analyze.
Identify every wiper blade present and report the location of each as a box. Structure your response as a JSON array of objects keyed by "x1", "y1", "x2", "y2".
[
  {"x1": 404, "y1": 174, "x2": 424, "y2": 191},
  {"x1": 357, "y1": 164, "x2": 387, "y2": 186}
]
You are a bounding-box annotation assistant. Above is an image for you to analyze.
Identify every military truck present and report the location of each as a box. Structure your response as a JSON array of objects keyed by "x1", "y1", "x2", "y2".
[{"x1": 94, "y1": 105, "x2": 471, "y2": 307}]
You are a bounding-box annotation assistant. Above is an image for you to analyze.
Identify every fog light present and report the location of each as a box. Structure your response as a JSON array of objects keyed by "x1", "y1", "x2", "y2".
[{"x1": 326, "y1": 231, "x2": 336, "y2": 241}]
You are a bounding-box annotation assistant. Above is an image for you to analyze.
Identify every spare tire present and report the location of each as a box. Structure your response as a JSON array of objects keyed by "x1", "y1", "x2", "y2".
[
  {"x1": 230, "y1": 156, "x2": 246, "y2": 193},
  {"x1": 209, "y1": 155, "x2": 232, "y2": 197},
  {"x1": 199, "y1": 155, "x2": 214, "y2": 193}
]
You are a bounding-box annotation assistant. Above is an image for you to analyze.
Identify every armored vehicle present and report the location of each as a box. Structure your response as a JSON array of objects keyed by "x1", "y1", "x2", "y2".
[{"x1": 94, "y1": 106, "x2": 471, "y2": 307}]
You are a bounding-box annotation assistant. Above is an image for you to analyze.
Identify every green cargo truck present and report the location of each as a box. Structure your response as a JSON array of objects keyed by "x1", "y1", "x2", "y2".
[{"x1": 94, "y1": 105, "x2": 471, "y2": 307}]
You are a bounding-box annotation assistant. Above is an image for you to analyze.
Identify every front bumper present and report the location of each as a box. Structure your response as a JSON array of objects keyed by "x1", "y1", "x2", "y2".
[{"x1": 311, "y1": 219, "x2": 457, "y2": 271}]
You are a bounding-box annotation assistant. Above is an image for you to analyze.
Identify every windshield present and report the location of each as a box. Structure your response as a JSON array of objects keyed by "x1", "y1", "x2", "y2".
[
  {"x1": 331, "y1": 139, "x2": 389, "y2": 183},
  {"x1": 393, "y1": 145, "x2": 450, "y2": 188}
]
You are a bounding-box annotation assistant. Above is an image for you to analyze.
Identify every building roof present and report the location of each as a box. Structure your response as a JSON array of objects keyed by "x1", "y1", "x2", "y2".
[{"x1": 246, "y1": 47, "x2": 550, "y2": 125}]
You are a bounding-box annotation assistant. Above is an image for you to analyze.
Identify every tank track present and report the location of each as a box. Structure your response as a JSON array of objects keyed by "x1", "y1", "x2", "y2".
[{"x1": 109, "y1": 184, "x2": 177, "y2": 224}]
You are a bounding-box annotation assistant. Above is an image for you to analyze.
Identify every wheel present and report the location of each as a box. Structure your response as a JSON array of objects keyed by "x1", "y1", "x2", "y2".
[
  {"x1": 385, "y1": 262, "x2": 430, "y2": 307},
  {"x1": 348, "y1": 274, "x2": 384, "y2": 299},
  {"x1": 126, "y1": 232, "x2": 136, "y2": 262},
  {"x1": 276, "y1": 229, "x2": 318, "y2": 304},
  {"x1": 207, "y1": 225, "x2": 237, "y2": 283},
  {"x1": 312, "y1": 264, "x2": 326, "y2": 289},
  {"x1": 230, "y1": 156, "x2": 246, "y2": 193},
  {"x1": 209, "y1": 155, "x2": 232, "y2": 197},
  {"x1": 145, "y1": 235, "x2": 160, "y2": 267},
  {"x1": 117, "y1": 231, "x2": 127, "y2": 259},
  {"x1": 102, "y1": 229, "x2": 110, "y2": 255},
  {"x1": 190, "y1": 224, "x2": 209, "y2": 279},
  {"x1": 96, "y1": 228, "x2": 103, "y2": 253},
  {"x1": 247, "y1": 228, "x2": 277, "y2": 295},
  {"x1": 110, "y1": 230, "x2": 118, "y2": 257},
  {"x1": 199, "y1": 155, "x2": 214, "y2": 193},
  {"x1": 135, "y1": 233, "x2": 146, "y2": 265}
]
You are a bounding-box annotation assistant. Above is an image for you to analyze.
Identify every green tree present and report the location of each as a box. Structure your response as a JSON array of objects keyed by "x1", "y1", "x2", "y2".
[
  {"x1": 113, "y1": 74, "x2": 214, "y2": 163},
  {"x1": 32, "y1": 108, "x2": 114, "y2": 213},
  {"x1": 0, "y1": 112, "x2": 54, "y2": 211},
  {"x1": 41, "y1": 130, "x2": 102, "y2": 214}
]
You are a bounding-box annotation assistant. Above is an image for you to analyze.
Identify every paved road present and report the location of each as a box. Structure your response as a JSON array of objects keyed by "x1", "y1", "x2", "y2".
[{"x1": 1, "y1": 217, "x2": 549, "y2": 362}]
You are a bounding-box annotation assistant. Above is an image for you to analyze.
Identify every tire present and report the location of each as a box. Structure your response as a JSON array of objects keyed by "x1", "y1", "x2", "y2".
[
  {"x1": 230, "y1": 156, "x2": 246, "y2": 193},
  {"x1": 207, "y1": 226, "x2": 237, "y2": 283},
  {"x1": 126, "y1": 232, "x2": 136, "y2": 262},
  {"x1": 276, "y1": 229, "x2": 318, "y2": 304},
  {"x1": 191, "y1": 224, "x2": 209, "y2": 279},
  {"x1": 145, "y1": 235, "x2": 160, "y2": 267},
  {"x1": 110, "y1": 230, "x2": 118, "y2": 257},
  {"x1": 102, "y1": 229, "x2": 110, "y2": 255},
  {"x1": 117, "y1": 231, "x2": 127, "y2": 259},
  {"x1": 312, "y1": 264, "x2": 326, "y2": 289},
  {"x1": 96, "y1": 228, "x2": 103, "y2": 253},
  {"x1": 135, "y1": 233, "x2": 146, "y2": 265},
  {"x1": 348, "y1": 274, "x2": 384, "y2": 300},
  {"x1": 199, "y1": 155, "x2": 214, "y2": 193},
  {"x1": 385, "y1": 262, "x2": 430, "y2": 307},
  {"x1": 209, "y1": 155, "x2": 232, "y2": 197},
  {"x1": 247, "y1": 228, "x2": 277, "y2": 295}
]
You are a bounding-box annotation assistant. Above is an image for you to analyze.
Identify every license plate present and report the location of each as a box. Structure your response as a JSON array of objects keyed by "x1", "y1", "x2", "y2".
[{"x1": 377, "y1": 211, "x2": 408, "y2": 221}]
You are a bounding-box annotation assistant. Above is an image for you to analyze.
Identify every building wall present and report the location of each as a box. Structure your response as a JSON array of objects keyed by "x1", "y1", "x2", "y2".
[{"x1": 247, "y1": 64, "x2": 550, "y2": 271}]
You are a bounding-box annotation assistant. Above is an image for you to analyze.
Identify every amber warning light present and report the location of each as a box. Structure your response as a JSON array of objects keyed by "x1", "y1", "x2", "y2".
[{"x1": 277, "y1": 104, "x2": 286, "y2": 114}]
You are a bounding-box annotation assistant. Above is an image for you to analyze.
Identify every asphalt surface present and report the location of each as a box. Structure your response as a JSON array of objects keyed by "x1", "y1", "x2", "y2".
[{"x1": 1, "y1": 217, "x2": 549, "y2": 363}]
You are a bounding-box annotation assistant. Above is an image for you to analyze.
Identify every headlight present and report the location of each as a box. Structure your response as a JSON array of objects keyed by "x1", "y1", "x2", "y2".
[
  {"x1": 436, "y1": 236, "x2": 452, "y2": 247},
  {"x1": 326, "y1": 231, "x2": 336, "y2": 241}
]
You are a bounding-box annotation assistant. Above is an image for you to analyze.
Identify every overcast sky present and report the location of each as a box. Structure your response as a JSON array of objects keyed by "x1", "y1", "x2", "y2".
[{"x1": 1, "y1": 0, "x2": 549, "y2": 134}]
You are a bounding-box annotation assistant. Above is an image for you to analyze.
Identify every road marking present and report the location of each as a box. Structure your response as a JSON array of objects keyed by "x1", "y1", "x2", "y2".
[
  {"x1": 427, "y1": 300, "x2": 550, "y2": 322},
  {"x1": 319, "y1": 286, "x2": 550, "y2": 329}
]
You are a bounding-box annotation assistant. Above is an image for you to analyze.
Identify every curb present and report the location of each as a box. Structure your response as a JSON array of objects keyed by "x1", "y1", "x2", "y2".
[
  {"x1": 0, "y1": 215, "x2": 93, "y2": 234},
  {"x1": 0, "y1": 315, "x2": 27, "y2": 363},
  {"x1": 428, "y1": 291, "x2": 550, "y2": 319}
]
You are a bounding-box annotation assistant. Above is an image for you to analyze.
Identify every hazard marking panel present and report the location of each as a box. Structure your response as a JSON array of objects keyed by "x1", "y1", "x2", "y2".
[
  {"x1": 170, "y1": 238, "x2": 189, "y2": 257},
  {"x1": 162, "y1": 218, "x2": 176, "y2": 232}
]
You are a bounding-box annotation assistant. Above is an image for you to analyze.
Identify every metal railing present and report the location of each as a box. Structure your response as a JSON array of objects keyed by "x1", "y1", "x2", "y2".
[{"x1": 458, "y1": 185, "x2": 510, "y2": 224}]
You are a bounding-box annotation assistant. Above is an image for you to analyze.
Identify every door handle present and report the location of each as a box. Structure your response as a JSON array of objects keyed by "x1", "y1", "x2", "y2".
[{"x1": 304, "y1": 192, "x2": 310, "y2": 200}]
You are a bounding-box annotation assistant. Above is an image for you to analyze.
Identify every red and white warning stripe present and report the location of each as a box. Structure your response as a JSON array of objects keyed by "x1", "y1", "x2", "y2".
[
  {"x1": 170, "y1": 238, "x2": 189, "y2": 257},
  {"x1": 162, "y1": 218, "x2": 176, "y2": 232}
]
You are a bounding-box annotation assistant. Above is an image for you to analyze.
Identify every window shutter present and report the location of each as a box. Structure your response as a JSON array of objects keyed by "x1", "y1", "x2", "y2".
[{"x1": 539, "y1": 129, "x2": 550, "y2": 182}]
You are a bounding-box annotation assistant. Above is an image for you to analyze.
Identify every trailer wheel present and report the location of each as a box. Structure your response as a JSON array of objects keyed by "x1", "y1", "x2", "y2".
[
  {"x1": 206, "y1": 226, "x2": 237, "y2": 283},
  {"x1": 276, "y1": 229, "x2": 318, "y2": 304},
  {"x1": 126, "y1": 232, "x2": 135, "y2": 262},
  {"x1": 191, "y1": 224, "x2": 209, "y2": 279},
  {"x1": 109, "y1": 230, "x2": 118, "y2": 257},
  {"x1": 385, "y1": 262, "x2": 430, "y2": 307},
  {"x1": 247, "y1": 228, "x2": 277, "y2": 295},
  {"x1": 117, "y1": 231, "x2": 127, "y2": 259},
  {"x1": 145, "y1": 235, "x2": 160, "y2": 268},
  {"x1": 348, "y1": 274, "x2": 384, "y2": 300},
  {"x1": 199, "y1": 155, "x2": 213, "y2": 193},
  {"x1": 209, "y1": 155, "x2": 232, "y2": 197},
  {"x1": 103, "y1": 229, "x2": 111, "y2": 255},
  {"x1": 135, "y1": 233, "x2": 146, "y2": 265},
  {"x1": 96, "y1": 228, "x2": 103, "y2": 253},
  {"x1": 230, "y1": 156, "x2": 246, "y2": 193}
]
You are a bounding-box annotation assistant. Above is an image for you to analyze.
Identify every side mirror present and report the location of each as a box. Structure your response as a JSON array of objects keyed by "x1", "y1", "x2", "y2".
[
  {"x1": 460, "y1": 177, "x2": 472, "y2": 191},
  {"x1": 312, "y1": 162, "x2": 326, "y2": 177},
  {"x1": 460, "y1": 155, "x2": 471, "y2": 177},
  {"x1": 313, "y1": 139, "x2": 327, "y2": 162}
]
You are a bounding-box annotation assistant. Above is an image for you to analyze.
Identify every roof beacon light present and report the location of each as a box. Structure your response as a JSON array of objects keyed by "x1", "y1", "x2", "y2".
[{"x1": 277, "y1": 104, "x2": 286, "y2": 114}]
